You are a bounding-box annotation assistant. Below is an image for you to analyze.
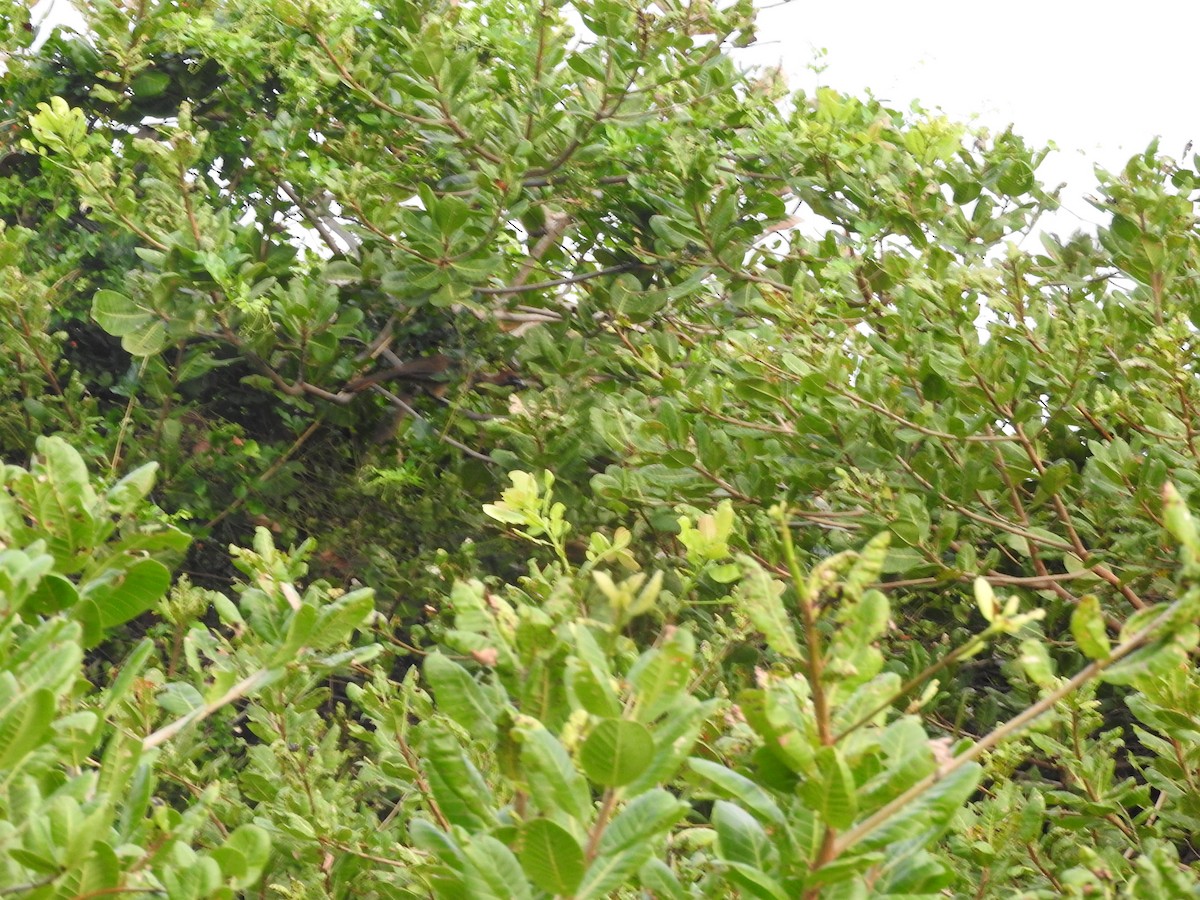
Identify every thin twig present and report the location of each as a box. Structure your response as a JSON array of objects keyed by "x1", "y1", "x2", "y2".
[
  {"x1": 371, "y1": 386, "x2": 496, "y2": 465},
  {"x1": 828, "y1": 603, "x2": 1177, "y2": 860},
  {"x1": 474, "y1": 262, "x2": 641, "y2": 295},
  {"x1": 143, "y1": 669, "x2": 275, "y2": 750}
]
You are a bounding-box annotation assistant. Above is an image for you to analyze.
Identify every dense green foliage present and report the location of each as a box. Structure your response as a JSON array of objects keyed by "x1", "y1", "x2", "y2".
[{"x1": 5, "y1": 0, "x2": 1200, "y2": 896}]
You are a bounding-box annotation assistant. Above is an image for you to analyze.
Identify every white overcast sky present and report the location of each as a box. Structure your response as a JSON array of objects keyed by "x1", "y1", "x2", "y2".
[
  {"x1": 738, "y1": 0, "x2": 1197, "y2": 237},
  {"x1": 31, "y1": 0, "x2": 1197, "y2": 237}
]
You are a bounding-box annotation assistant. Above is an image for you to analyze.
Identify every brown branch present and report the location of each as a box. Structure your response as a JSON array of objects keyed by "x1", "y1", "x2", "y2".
[
  {"x1": 371, "y1": 386, "x2": 497, "y2": 465},
  {"x1": 584, "y1": 789, "x2": 619, "y2": 862},
  {"x1": 474, "y1": 262, "x2": 642, "y2": 295},
  {"x1": 511, "y1": 210, "x2": 571, "y2": 289},
  {"x1": 278, "y1": 181, "x2": 354, "y2": 257}
]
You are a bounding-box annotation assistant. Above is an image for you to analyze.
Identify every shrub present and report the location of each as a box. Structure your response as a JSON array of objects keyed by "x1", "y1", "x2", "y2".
[{"x1": 6, "y1": 0, "x2": 1200, "y2": 894}]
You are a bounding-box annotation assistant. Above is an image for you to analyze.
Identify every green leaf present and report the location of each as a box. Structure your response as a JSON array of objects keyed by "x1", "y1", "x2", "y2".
[
  {"x1": 575, "y1": 846, "x2": 653, "y2": 900},
  {"x1": 307, "y1": 587, "x2": 374, "y2": 649},
  {"x1": 102, "y1": 638, "x2": 155, "y2": 716},
  {"x1": 738, "y1": 686, "x2": 815, "y2": 775},
  {"x1": 9, "y1": 848, "x2": 60, "y2": 875},
  {"x1": 1017, "y1": 788, "x2": 1046, "y2": 843},
  {"x1": 723, "y1": 862, "x2": 790, "y2": 900},
  {"x1": 271, "y1": 603, "x2": 318, "y2": 664},
  {"x1": 516, "y1": 724, "x2": 591, "y2": 823},
  {"x1": 410, "y1": 817, "x2": 464, "y2": 864},
  {"x1": 121, "y1": 319, "x2": 169, "y2": 357},
  {"x1": 0, "y1": 687, "x2": 56, "y2": 771},
  {"x1": 424, "y1": 652, "x2": 499, "y2": 743},
  {"x1": 629, "y1": 626, "x2": 694, "y2": 722},
  {"x1": 422, "y1": 723, "x2": 496, "y2": 829},
  {"x1": 1071, "y1": 594, "x2": 1111, "y2": 660},
  {"x1": 91, "y1": 290, "x2": 170, "y2": 356},
  {"x1": 597, "y1": 788, "x2": 689, "y2": 855},
  {"x1": 25, "y1": 573, "x2": 79, "y2": 616},
  {"x1": 23, "y1": 436, "x2": 97, "y2": 565},
  {"x1": 859, "y1": 763, "x2": 982, "y2": 851},
  {"x1": 566, "y1": 657, "x2": 623, "y2": 717},
  {"x1": 515, "y1": 818, "x2": 585, "y2": 895},
  {"x1": 1103, "y1": 632, "x2": 1194, "y2": 686},
  {"x1": 131, "y1": 71, "x2": 171, "y2": 98},
  {"x1": 82, "y1": 559, "x2": 171, "y2": 631},
  {"x1": 844, "y1": 532, "x2": 890, "y2": 598},
  {"x1": 712, "y1": 800, "x2": 779, "y2": 871},
  {"x1": 649, "y1": 215, "x2": 690, "y2": 249},
  {"x1": 322, "y1": 260, "x2": 362, "y2": 286},
  {"x1": 893, "y1": 494, "x2": 931, "y2": 546},
  {"x1": 222, "y1": 825, "x2": 271, "y2": 888},
  {"x1": 624, "y1": 697, "x2": 721, "y2": 794},
  {"x1": 566, "y1": 630, "x2": 622, "y2": 717},
  {"x1": 76, "y1": 841, "x2": 120, "y2": 896},
  {"x1": 808, "y1": 746, "x2": 858, "y2": 830},
  {"x1": 461, "y1": 835, "x2": 532, "y2": 900},
  {"x1": 1017, "y1": 638, "x2": 1057, "y2": 688},
  {"x1": 639, "y1": 858, "x2": 688, "y2": 900},
  {"x1": 565, "y1": 50, "x2": 606, "y2": 81},
  {"x1": 735, "y1": 556, "x2": 802, "y2": 660},
  {"x1": 997, "y1": 159, "x2": 1034, "y2": 195},
  {"x1": 687, "y1": 758, "x2": 785, "y2": 826},
  {"x1": 105, "y1": 462, "x2": 159, "y2": 515},
  {"x1": 91, "y1": 290, "x2": 150, "y2": 337},
  {"x1": 579, "y1": 719, "x2": 655, "y2": 787}
]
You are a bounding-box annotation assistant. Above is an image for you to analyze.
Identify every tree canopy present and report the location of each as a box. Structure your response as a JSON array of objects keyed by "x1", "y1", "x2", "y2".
[{"x1": 3, "y1": 0, "x2": 1200, "y2": 896}]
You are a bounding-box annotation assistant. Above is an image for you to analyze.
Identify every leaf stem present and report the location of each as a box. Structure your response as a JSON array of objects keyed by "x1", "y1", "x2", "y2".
[
  {"x1": 833, "y1": 633, "x2": 987, "y2": 742},
  {"x1": 777, "y1": 509, "x2": 832, "y2": 746},
  {"x1": 778, "y1": 507, "x2": 841, "y2": 891}
]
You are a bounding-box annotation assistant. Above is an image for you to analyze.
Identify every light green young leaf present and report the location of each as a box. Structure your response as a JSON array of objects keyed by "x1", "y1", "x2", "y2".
[
  {"x1": 974, "y1": 578, "x2": 996, "y2": 623},
  {"x1": 1162, "y1": 482, "x2": 1199, "y2": 556},
  {"x1": 1070, "y1": 594, "x2": 1111, "y2": 660}
]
